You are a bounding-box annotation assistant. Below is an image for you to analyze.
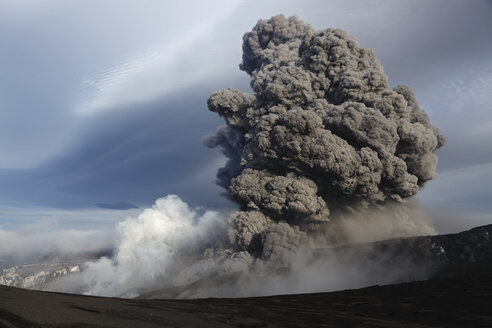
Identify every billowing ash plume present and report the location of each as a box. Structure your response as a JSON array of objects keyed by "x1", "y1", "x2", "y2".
[
  {"x1": 45, "y1": 15, "x2": 444, "y2": 299},
  {"x1": 205, "y1": 15, "x2": 444, "y2": 262}
]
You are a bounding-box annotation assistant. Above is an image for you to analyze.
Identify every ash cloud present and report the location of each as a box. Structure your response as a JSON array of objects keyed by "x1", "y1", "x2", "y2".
[
  {"x1": 47, "y1": 15, "x2": 444, "y2": 299},
  {"x1": 206, "y1": 15, "x2": 444, "y2": 263}
]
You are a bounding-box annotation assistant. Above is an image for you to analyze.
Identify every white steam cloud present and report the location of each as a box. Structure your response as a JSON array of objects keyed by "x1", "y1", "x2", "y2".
[{"x1": 51, "y1": 195, "x2": 228, "y2": 297}]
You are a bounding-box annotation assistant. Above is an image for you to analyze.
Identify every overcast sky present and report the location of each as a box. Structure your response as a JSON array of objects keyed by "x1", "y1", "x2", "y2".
[{"x1": 0, "y1": 0, "x2": 491, "y2": 235}]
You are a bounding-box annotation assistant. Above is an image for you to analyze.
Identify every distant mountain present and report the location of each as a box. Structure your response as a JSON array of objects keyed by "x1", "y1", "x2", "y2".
[
  {"x1": 0, "y1": 251, "x2": 112, "y2": 291},
  {"x1": 0, "y1": 263, "x2": 81, "y2": 290},
  {"x1": 93, "y1": 201, "x2": 139, "y2": 210},
  {"x1": 315, "y1": 224, "x2": 492, "y2": 281}
]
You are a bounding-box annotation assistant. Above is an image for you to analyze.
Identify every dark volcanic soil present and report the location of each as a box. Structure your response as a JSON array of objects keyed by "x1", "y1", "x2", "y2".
[{"x1": 1, "y1": 265, "x2": 492, "y2": 328}]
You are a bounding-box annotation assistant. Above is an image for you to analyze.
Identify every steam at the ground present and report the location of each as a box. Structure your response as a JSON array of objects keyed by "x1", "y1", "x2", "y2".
[
  {"x1": 50, "y1": 194, "x2": 434, "y2": 298},
  {"x1": 49, "y1": 195, "x2": 229, "y2": 297},
  {"x1": 50, "y1": 15, "x2": 443, "y2": 298}
]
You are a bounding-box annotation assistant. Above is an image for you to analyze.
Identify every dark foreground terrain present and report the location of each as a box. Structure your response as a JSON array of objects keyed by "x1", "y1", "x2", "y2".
[
  {"x1": 1, "y1": 225, "x2": 491, "y2": 328},
  {"x1": 0, "y1": 266, "x2": 491, "y2": 328}
]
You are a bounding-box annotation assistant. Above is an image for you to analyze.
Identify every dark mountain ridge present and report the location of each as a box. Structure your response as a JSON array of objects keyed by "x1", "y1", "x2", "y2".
[{"x1": 316, "y1": 224, "x2": 492, "y2": 280}]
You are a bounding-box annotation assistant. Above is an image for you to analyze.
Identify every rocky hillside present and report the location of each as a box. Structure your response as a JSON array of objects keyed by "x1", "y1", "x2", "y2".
[{"x1": 315, "y1": 224, "x2": 492, "y2": 281}]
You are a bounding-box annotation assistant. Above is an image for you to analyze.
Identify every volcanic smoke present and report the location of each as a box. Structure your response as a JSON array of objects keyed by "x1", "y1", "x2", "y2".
[
  {"x1": 204, "y1": 14, "x2": 444, "y2": 265},
  {"x1": 48, "y1": 15, "x2": 444, "y2": 298}
]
